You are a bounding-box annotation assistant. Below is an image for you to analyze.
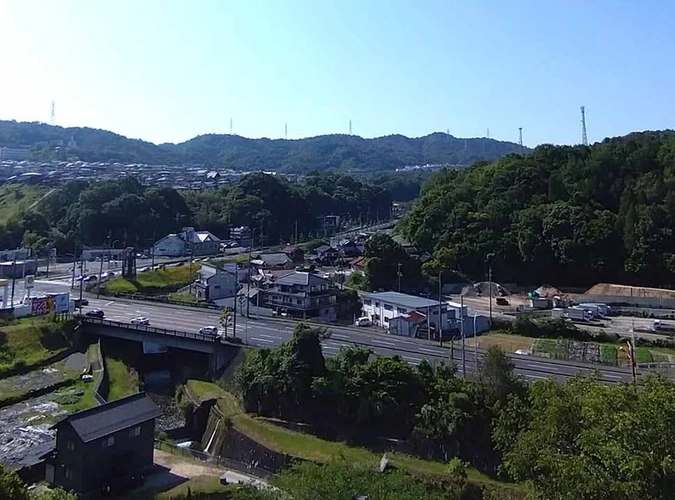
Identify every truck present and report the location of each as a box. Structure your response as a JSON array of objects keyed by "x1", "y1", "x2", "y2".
[
  {"x1": 653, "y1": 320, "x2": 675, "y2": 332},
  {"x1": 579, "y1": 303, "x2": 602, "y2": 319},
  {"x1": 567, "y1": 307, "x2": 591, "y2": 322},
  {"x1": 579, "y1": 302, "x2": 611, "y2": 317}
]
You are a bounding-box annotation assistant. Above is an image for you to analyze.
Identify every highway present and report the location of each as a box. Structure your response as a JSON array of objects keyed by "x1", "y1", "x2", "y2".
[{"x1": 76, "y1": 297, "x2": 636, "y2": 384}]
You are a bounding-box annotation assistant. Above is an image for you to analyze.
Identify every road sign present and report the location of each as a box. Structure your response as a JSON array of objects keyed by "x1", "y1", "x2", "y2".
[
  {"x1": 53, "y1": 293, "x2": 70, "y2": 313},
  {"x1": 25, "y1": 275, "x2": 35, "y2": 289}
]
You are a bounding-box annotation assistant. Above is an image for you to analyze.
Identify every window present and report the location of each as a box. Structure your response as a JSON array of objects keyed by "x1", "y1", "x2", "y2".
[
  {"x1": 375, "y1": 302, "x2": 380, "y2": 308},
  {"x1": 397, "y1": 307, "x2": 407, "y2": 314},
  {"x1": 384, "y1": 317, "x2": 389, "y2": 323},
  {"x1": 65, "y1": 468, "x2": 73, "y2": 480},
  {"x1": 66, "y1": 440, "x2": 75, "y2": 451},
  {"x1": 384, "y1": 304, "x2": 393, "y2": 311},
  {"x1": 129, "y1": 426, "x2": 141, "y2": 438},
  {"x1": 102, "y1": 436, "x2": 115, "y2": 448}
]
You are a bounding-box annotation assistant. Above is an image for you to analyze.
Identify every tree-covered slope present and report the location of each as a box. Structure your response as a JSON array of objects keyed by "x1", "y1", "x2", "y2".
[
  {"x1": 0, "y1": 120, "x2": 526, "y2": 171},
  {"x1": 398, "y1": 131, "x2": 675, "y2": 287}
]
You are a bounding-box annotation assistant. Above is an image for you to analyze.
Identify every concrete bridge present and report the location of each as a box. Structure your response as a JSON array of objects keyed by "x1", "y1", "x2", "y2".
[{"x1": 80, "y1": 317, "x2": 240, "y2": 372}]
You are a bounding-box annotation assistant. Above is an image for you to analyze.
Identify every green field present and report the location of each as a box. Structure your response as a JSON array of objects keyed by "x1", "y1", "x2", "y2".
[
  {"x1": 599, "y1": 344, "x2": 618, "y2": 365},
  {"x1": 0, "y1": 185, "x2": 47, "y2": 224},
  {"x1": 0, "y1": 318, "x2": 72, "y2": 376},
  {"x1": 106, "y1": 264, "x2": 201, "y2": 295},
  {"x1": 167, "y1": 291, "x2": 198, "y2": 304}
]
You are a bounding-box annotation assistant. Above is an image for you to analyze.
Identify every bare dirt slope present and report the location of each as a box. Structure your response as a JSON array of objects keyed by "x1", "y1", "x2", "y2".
[{"x1": 586, "y1": 283, "x2": 675, "y2": 299}]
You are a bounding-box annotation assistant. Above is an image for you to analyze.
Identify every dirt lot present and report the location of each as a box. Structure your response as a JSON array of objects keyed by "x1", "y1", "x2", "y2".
[
  {"x1": 153, "y1": 449, "x2": 223, "y2": 479},
  {"x1": 464, "y1": 333, "x2": 534, "y2": 353}
]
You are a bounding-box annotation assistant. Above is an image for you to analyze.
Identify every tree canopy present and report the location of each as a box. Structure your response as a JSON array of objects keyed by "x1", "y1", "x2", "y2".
[{"x1": 398, "y1": 131, "x2": 675, "y2": 287}]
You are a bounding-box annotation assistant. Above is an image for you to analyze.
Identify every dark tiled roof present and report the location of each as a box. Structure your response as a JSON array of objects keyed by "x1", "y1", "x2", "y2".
[{"x1": 53, "y1": 393, "x2": 161, "y2": 443}]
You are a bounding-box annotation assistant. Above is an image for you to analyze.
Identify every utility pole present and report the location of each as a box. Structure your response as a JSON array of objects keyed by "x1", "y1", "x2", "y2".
[
  {"x1": 488, "y1": 264, "x2": 493, "y2": 326},
  {"x1": 78, "y1": 255, "x2": 84, "y2": 314},
  {"x1": 246, "y1": 228, "x2": 256, "y2": 318},
  {"x1": 426, "y1": 294, "x2": 431, "y2": 345},
  {"x1": 71, "y1": 246, "x2": 77, "y2": 290},
  {"x1": 96, "y1": 247, "x2": 104, "y2": 299},
  {"x1": 397, "y1": 262, "x2": 402, "y2": 293},
  {"x1": 232, "y1": 265, "x2": 238, "y2": 338},
  {"x1": 438, "y1": 269, "x2": 443, "y2": 347},
  {"x1": 473, "y1": 313, "x2": 478, "y2": 372},
  {"x1": 460, "y1": 294, "x2": 466, "y2": 378},
  {"x1": 151, "y1": 230, "x2": 156, "y2": 269},
  {"x1": 45, "y1": 248, "x2": 50, "y2": 279},
  {"x1": 10, "y1": 257, "x2": 16, "y2": 306}
]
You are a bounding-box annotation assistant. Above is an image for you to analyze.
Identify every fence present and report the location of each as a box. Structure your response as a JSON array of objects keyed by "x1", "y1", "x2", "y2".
[
  {"x1": 154, "y1": 439, "x2": 275, "y2": 480},
  {"x1": 92, "y1": 339, "x2": 108, "y2": 405},
  {"x1": 81, "y1": 317, "x2": 244, "y2": 346}
]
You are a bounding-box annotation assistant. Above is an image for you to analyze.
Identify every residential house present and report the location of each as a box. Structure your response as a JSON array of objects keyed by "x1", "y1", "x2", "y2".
[
  {"x1": 45, "y1": 393, "x2": 161, "y2": 497},
  {"x1": 313, "y1": 244, "x2": 340, "y2": 265},
  {"x1": 281, "y1": 245, "x2": 305, "y2": 265},
  {"x1": 260, "y1": 271, "x2": 338, "y2": 321},
  {"x1": 348, "y1": 256, "x2": 366, "y2": 273},
  {"x1": 193, "y1": 263, "x2": 238, "y2": 301},
  {"x1": 392, "y1": 235, "x2": 432, "y2": 264},
  {"x1": 360, "y1": 291, "x2": 448, "y2": 334},
  {"x1": 229, "y1": 226, "x2": 252, "y2": 247},
  {"x1": 251, "y1": 252, "x2": 294, "y2": 270},
  {"x1": 153, "y1": 227, "x2": 223, "y2": 257},
  {"x1": 338, "y1": 239, "x2": 362, "y2": 258}
]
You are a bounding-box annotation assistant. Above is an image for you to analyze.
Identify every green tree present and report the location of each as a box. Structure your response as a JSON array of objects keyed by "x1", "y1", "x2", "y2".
[
  {"x1": 0, "y1": 464, "x2": 28, "y2": 500},
  {"x1": 219, "y1": 307, "x2": 232, "y2": 337}
]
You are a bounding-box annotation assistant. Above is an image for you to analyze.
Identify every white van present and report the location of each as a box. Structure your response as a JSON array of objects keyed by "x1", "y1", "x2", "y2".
[{"x1": 355, "y1": 317, "x2": 372, "y2": 327}]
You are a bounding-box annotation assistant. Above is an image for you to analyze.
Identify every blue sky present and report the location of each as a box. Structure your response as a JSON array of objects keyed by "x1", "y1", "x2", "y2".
[{"x1": 0, "y1": 0, "x2": 673, "y2": 147}]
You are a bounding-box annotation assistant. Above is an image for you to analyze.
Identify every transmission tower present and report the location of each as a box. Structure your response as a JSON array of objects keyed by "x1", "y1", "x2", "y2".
[
  {"x1": 487, "y1": 128, "x2": 490, "y2": 139},
  {"x1": 349, "y1": 119, "x2": 352, "y2": 135},
  {"x1": 230, "y1": 117, "x2": 233, "y2": 135},
  {"x1": 580, "y1": 106, "x2": 588, "y2": 146},
  {"x1": 518, "y1": 127, "x2": 523, "y2": 150},
  {"x1": 50, "y1": 101, "x2": 55, "y2": 126},
  {"x1": 285, "y1": 122, "x2": 288, "y2": 140}
]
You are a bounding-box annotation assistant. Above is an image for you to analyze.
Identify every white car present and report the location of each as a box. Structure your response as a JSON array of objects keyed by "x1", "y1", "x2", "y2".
[
  {"x1": 199, "y1": 326, "x2": 219, "y2": 336},
  {"x1": 355, "y1": 317, "x2": 372, "y2": 327},
  {"x1": 130, "y1": 317, "x2": 150, "y2": 325}
]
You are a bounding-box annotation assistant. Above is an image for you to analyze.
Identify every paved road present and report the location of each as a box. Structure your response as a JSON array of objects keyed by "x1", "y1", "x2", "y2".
[{"x1": 78, "y1": 297, "x2": 636, "y2": 384}]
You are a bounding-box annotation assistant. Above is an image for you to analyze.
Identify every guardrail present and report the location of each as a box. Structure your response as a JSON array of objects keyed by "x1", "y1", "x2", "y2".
[
  {"x1": 109, "y1": 293, "x2": 221, "y2": 310},
  {"x1": 80, "y1": 316, "x2": 243, "y2": 345}
]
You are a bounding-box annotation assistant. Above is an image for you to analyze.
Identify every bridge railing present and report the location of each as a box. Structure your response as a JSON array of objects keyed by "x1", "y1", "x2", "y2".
[{"x1": 80, "y1": 316, "x2": 240, "y2": 344}]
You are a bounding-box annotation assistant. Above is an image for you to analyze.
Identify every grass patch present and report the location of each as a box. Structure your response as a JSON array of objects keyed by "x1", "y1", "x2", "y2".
[
  {"x1": 187, "y1": 379, "x2": 227, "y2": 401},
  {"x1": 106, "y1": 358, "x2": 139, "y2": 400},
  {"x1": 0, "y1": 185, "x2": 47, "y2": 224},
  {"x1": 168, "y1": 291, "x2": 198, "y2": 304},
  {"x1": 635, "y1": 347, "x2": 654, "y2": 364},
  {"x1": 106, "y1": 264, "x2": 201, "y2": 295},
  {"x1": 190, "y1": 382, "x2": 508, "y2": 488},
  {"x1": 121, "y1": 475, "x2": 241, "y2": 500},
  {"x1": 58, "y1": 379, "x2": 98, "y2": 412},
  {"x1": 0, "y1": 318, "x2": 71, "y2": 377},
  {"x1": 599, "y1": 344, "x2": 618, "y2": 365}
]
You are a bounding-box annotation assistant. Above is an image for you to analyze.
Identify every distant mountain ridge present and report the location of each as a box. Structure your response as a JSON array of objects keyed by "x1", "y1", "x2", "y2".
[{"x1": 0, "y1": 119, "x2": 529, "y2": 172}]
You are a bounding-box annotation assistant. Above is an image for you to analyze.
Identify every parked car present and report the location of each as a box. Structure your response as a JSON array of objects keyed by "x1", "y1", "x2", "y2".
[
  {"x1": 199, "y1": 326, "x2": 219, "y2": 336},
  {"x1": 130, "y1": 317, "x2": 150, "y2": 325},
  {"x1": 74, "y1": 298, "x2": 89, "y2": 307},
  {"x1": 85, "y1": 309, "x2": 105, "y2": 318},
  {"x1": 355, "y1": 317, "x2": 372, "y2": 327}
]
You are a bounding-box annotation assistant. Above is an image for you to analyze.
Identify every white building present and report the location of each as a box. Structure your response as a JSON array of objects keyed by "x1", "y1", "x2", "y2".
[
  {"x1": 360, "y1": 291, "x2": 447, "y2": 331},
  {"x1": 153, "y1": 227, "x2": 223, "y2": 257}
]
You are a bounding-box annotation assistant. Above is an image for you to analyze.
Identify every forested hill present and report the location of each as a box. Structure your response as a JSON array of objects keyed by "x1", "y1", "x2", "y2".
[
  {"x1": 398, "y1": 130, "x2": 675, "y2": 287},
  {"x1": 0, "y1": 119, "x2": 526, "y2": 171}
]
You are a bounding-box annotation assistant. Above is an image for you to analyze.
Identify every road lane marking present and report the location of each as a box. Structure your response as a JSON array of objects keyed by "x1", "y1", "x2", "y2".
[
  {"x1": 524, "y1": 374, "x2": 549, "y2": 380},
  {"x1": 370, "y1": 339, "x2": 395, "y2": 347},
  {"x1": 603, "y1": 373, "x2": 625, "y2": 379},
  {"x1": 105, "y1": 301, "x2": 115, "y2": 306},
  {"x1": 418, "y1": 347, "x2": 443, "y2": 354},
  {"x1": 525, "y1": 363, "x2": 559, "y2": 371},
  {"x1": 402, "y1": 355, "x2": 423, "y2": 363},
  {"x1": 250, "y1": 337, "x2": 275, "y2": 344},
  {"x1": 331, "y1": 334, "x2": 349, "y2": 340},
  {"x1": 257, "y1": 334, "x2": 283, "y2": 340}
]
